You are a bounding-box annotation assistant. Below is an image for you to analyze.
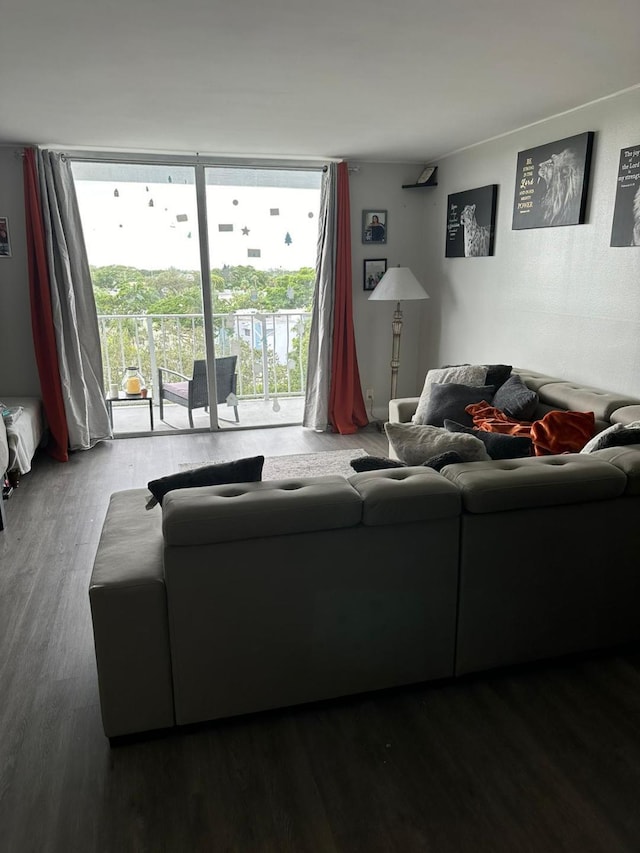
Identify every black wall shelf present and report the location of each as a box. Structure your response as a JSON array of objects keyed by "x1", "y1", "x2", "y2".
[
  {"x1": 402, "y1": 165, "x2": 438, "y2": 189},
  {"x1": 402, "y1": 181, "x2": 438, "y2": 189}
]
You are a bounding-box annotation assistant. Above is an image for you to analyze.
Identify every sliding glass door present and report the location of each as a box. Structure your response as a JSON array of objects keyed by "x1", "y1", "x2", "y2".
[
  {"x1": 72, "y1": 158, "x2": 321, "y2": 435},
  {"x1": 203, "y1": 167, "x2": 321, "y2": 429},
  {"x1": 72, "y1": 161, "x2": 206, "y2": 434}
]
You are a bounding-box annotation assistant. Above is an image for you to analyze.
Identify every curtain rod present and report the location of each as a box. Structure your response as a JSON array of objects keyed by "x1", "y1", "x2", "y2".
[{"x1": 52, "y1": 149, "x2": 331, "y2": 171}]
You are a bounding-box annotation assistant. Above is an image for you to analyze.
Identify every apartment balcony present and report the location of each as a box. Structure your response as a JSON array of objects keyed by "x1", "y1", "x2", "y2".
[{"x1": 99, "y1": 311, "x2": 310, "y2": 434}]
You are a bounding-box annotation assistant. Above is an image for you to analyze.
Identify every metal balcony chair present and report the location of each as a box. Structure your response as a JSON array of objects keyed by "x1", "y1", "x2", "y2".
[{"x1": 157, "y1": 356, "x2": 239, "y2": 428}]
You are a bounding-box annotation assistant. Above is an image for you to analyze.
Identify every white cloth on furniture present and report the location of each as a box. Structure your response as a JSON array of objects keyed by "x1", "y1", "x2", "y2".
[{"x1": 1, "y1": 396, "x2": 45, "y2": 474}]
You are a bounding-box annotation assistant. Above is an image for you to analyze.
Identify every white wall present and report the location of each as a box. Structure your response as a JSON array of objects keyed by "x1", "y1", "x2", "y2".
[
  {"x1": 348, "y1": 162, "x2": 430, "y2": 419},
  {"x1": 0, "y1": 148, "x2": 40, "y2": 395},
  {"x1": 422, "y1": 87, "x2": 640, "y2": 397}
]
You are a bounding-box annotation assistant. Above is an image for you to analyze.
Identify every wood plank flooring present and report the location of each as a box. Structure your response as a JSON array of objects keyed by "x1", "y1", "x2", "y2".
[{"x1": 2, "y1": 425, "x2": 640, "y2": 852}]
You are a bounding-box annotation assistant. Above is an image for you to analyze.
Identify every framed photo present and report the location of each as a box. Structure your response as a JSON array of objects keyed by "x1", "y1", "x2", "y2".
[
  {"x1": 415, "y1": 166, "x2": 437, "y2": 186},
  {"x1": 445, "y1": 185, "x2": 497, "y2": 258},
  {"x1": 363, "y1": 258, "x2": 387, "y2": 291},
  {"x1": 0, "y1": 217, "x2": 11, "y2": 258},
  {"x1": 362, "y1": 209, "x2": 387, "y2": 244},
  {"x1": 512, "y1": 131, "x2": 594, "y2": 230},
  {"x1": 610, "y1": 143, "x2": 640, "y2": 247}
]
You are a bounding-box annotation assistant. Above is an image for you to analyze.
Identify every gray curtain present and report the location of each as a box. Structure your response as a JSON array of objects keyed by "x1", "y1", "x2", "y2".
[
  {"x1": 303, "y1": 163, "x2": 337, "y2": 430},
  {"x1": 38, "y1": 150, "x2": 112, "y2": 449}
]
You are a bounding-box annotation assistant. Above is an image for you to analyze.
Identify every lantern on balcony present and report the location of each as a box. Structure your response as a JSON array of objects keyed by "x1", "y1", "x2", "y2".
[{"x1": 122, "y1": 366, "x2": 145, "y2": 397}]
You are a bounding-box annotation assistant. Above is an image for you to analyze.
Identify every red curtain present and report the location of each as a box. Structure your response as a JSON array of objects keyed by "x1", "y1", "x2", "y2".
[
  {"x1": 23, "y1": 149, "x2": 69, "y2": 462},
  {"x1": 328, "y1": 162, "x2": 368, "y2": 434}
]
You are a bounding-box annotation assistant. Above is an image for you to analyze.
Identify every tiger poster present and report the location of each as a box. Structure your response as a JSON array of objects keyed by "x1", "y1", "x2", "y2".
[
  {"x1": 511, "y1": 132, "x2": 594, "y2": 230},
  {"x1": 445, "y1": 185, "x2": 497, "y2": 258},
  {"x1": 610, "y1": 144, "x2": 640, "y2": 247}
]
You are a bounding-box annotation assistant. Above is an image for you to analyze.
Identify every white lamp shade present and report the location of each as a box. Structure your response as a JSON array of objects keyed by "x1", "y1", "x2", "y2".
[{"x1": 368, "y1": 267, "x2": 429, "y2": 302}]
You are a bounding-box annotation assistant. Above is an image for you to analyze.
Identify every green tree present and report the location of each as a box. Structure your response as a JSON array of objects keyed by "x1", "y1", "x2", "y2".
[{"x1": 91, "y1": 263, "x2": 316, "y2": 397}]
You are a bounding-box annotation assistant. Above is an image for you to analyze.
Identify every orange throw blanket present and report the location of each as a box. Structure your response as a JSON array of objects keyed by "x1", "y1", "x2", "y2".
[
  {"x1": 465, "y1": 401, "x2": 533, "y2": 436},
  {"x1": 530, "y1": 410, "x2": 595, "y2": 456},
  {"x1": 465, "y1": 402, "x2": 595, "y2": 455}
]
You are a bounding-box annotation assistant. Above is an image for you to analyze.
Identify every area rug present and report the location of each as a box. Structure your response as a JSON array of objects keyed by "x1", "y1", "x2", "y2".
[{"x1": 180, "y1": 448, "x2": 367, "y2": 480}]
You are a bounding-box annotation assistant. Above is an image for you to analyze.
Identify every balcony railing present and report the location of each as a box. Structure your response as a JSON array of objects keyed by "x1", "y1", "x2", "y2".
[{"x1": 97, "y1": 311, "x2": 311, "y2": 402}]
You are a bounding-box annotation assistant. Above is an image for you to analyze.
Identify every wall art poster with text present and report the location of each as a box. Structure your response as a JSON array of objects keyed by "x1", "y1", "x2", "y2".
[
  {"x1": 610, "y1": 144, "x2": 640, "y2": 247},
  {"x1": 512, "y1": 131, "x2": 594, "y2": 230},
  {"x1": 0, "y1": 216, "x2": 11, "y2": 257},
  {"x1": 445, "y1": 185, "x2": 497, "y2": 258}
]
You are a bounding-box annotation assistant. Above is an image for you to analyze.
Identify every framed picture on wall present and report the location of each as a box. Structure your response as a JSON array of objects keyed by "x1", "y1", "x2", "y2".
[
  {"x1": 363, "y1": 258, "x2": 387, "y2": 291},
  {"x1": 0, "y1": 217, "x2": 11, "y2": 258},
  {"x1": 610, "y1": 143, "x2": 640, "y2": 247},
  {"x1": 445, "y1": 185, "x2": 497, "y2": 258},
  {"x1": 511, "y1": 131, "x2": 594, "y2": 230},
  {"x1": 362, "y1": 210, "x2": 387, "y2": 244}
]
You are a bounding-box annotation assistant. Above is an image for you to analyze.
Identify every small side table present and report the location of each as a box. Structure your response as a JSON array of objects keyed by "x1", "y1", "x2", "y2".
[{"x1": 106, "y1": 393, "x2": 154, "y2": 431}]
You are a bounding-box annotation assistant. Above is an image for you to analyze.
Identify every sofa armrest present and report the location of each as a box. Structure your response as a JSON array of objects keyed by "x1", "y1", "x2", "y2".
[
  {"x1": 389, "y1": 397, "x2": 419, "y2": 424},
  {"x1": 89, "y1": 489, "x2": 175, "y2": 738}
]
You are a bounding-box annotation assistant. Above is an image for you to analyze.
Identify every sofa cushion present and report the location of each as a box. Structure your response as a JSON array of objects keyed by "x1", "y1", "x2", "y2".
[
  {"x1": 424, "y1": 382, "x2": 495, "y2": 428},
  {"x1": 441, "y1": 455, "x2": 627, "y2": 513},
  {"x1": 590, "y1": 445, "x2": 640, "y2": 494},
  {"x1": 610, "y1": 405, "x2": 640, "y2": 426},
  {"x1": 492, "y1": 374, "x2": 539, "y2": 420},
  {"x1": 348, "y1": 468, "x2": 461, "y2": 525},
  {"x1": 385, "y1": 422, "x2": 491, "y2": 466},
  {"x1": 536, "y1": 382, "x2": 640, "y2": 423},
  {"x1": 414, "y1": 364, "x2": 488, "y2": 424},
  {"x1": 162, "y1": 476, "x2": 362, "y2": 546},
  {"x1": 147, "y1": 456, "x2": 264, "y2": 508},
  {"x1": 444, "y1": 419, "x2": 532, "y2": 460},
  {"x1": 510, "y1": 368, "x2": 563, "y2": 392}
]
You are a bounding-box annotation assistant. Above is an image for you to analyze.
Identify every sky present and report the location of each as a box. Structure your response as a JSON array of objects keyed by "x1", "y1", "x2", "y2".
[{"x1": 73, "y1": 168, "x2": 322, "y2": 272}]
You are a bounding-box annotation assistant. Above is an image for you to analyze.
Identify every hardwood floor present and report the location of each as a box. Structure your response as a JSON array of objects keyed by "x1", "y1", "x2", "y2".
[{"x1": 2, "y1": 425, "x2": 640, "y2": 852}]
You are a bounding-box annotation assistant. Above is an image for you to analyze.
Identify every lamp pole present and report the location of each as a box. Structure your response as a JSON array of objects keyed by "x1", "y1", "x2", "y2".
[
  {"x1": 368, "y1": 266, "x2": 429, "y2": 405},
  {"x1": 390, "y1": 301, "x2": 403, "y2": 400}
]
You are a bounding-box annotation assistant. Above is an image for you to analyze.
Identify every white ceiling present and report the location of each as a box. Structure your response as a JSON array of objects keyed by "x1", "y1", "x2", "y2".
[{"x1": 2, "y1": 0, "x2": 640, "y2": 163}]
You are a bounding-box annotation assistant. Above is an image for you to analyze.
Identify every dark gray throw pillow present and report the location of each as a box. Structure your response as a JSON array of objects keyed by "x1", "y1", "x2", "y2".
[
  {"x1": 350, "y1": 456, "x2": 406, "y2": 472},
  {"x1": 491, "y1": 373, "x2": 538, "y2": 421},
  {"x1": 424, "y1": 382, "x2": 495, "y2": 428},
  {"x1": 423, "y1": 450, "x2": 464, "y2": 470},
  {"x1": 444, "y1": 419, "x2": 532, "y2": 460},
  {"x1": 485, "y1": 364, "x2": 513, "y2": 390},
  {"x1": 146, "y1": 455, "x2": 264, "y2": 508},
  {"x1": 597, "y1": 428, "x2": 640, "y2": 450},
  {"x1": 350, "y1": 452, "x2": 463, "y2": 473}
]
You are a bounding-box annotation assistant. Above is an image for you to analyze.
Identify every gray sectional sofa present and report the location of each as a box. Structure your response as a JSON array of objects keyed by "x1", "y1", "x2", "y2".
[{"x1": 89, "y1": 368, "x2": 640, "y2": 739}]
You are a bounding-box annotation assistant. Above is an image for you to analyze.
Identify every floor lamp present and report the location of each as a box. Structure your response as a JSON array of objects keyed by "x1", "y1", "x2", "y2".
[{"x1": 368, "y1": 266, "x2": 429, "y2": 401}]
